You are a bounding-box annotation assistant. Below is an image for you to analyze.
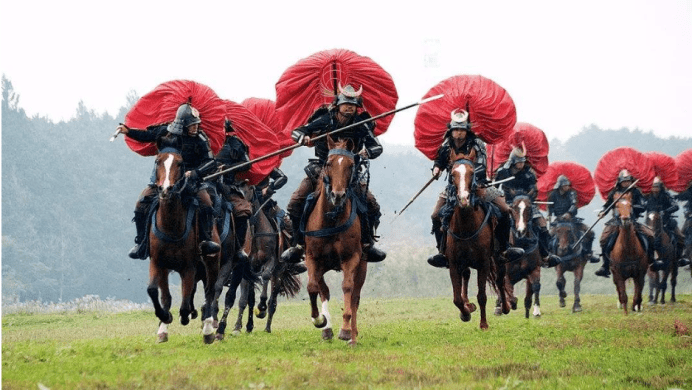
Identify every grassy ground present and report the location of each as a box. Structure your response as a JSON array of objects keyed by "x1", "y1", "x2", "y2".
[{"x1": 2, "y1": 294, "x2": 691, "y2": 389}]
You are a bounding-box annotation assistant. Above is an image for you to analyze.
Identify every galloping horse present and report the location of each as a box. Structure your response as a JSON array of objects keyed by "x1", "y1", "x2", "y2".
[
  {"x1": 304, "y1": 136, "x2": 366, "y2": 345},
  {"x1": 147, "y1": 135, "x2": 220, "y2": 343},
  {"x1": 445, "y1": 150, "x2": 509, "y2": 329},
  {"x1": 551, "y1": 216, "x2": 589, "y2": 313},
  {"x1": 609, "y1": 192, "x2": 649, "y2": 314},
  {"x1": 233, "y1": 194, "x2": 303, "y2": 334},
  {"x1": 645, "y1": 210, "x2": 678, "y2": 304},
  {"x1": 496, "y1": 195, "x2": 542, "y2": 318}
]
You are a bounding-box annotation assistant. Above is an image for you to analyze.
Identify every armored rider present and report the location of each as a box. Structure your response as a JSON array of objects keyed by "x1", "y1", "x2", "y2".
[
  {"x1": 427, "y1": 109, "x2": 525, "y2": 268},
  {"x1": 254, "y1": 167, "x2": 294, "y2": 246},
  {"x1": 645, "y1": 176, "x2": 688, "y2": 266},
  {"x1": 281, "y1": 84, "x2": 386, "y2": 264},
  {"x1": 117, "y1": 103, "x2": 221, "y2": 258}
]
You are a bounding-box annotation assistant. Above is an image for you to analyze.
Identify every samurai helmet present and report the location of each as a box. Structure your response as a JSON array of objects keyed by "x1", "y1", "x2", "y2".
[
  {"x1": 335, "y1": 83, "x2": 363, "y2": 107},
  {"x1": 652, "y1": 176, "x2": 663, "y2": 188},
  {"x1": 508, "y1": 143, "x2": 528, "y2": 165},
  {"x1": 554, "y1": 174, "x2": 571, "y2": 189},
  {"x1": 617, "y1": 169, "x2": 634, "y2": 185},
  {"x1": 167, "y1": 103, "x2": 202, "y2": 135},
  {"x1": 448, "y1": 109, "x2": 472, "y2": 130}
]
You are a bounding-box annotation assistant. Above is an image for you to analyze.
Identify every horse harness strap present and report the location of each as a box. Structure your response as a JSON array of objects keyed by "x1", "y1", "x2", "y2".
[
  {"x1": 304, "y1": 195, "x2": 359, "y2": 238},
  {"x1": 151, "y1": 203, "x2": 198, "y2": 243},
  {"x1": 218, "y1": 203, "x2": 233, "y2": 244},
  {"x1": 447, "y1": 205, "x2": 492, "y2": 242}
]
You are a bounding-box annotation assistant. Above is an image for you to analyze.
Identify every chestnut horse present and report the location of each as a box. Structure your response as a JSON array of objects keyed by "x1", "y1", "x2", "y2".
[
  {"x1": 147, "y1": 136, "x2": 220, "y2": 343},
  {"x1": 233, "y1": 194, "x2": 303, "y2": 334},
  {"x1": 609, "y1": 192, "x2": 648, "y2": 314},
  {"x1": 304, "y1": 136, "x2": 366, "y2": 345},
  {"x1": 496, "y1": 195, "x2": 542, "y2": 318},
  {"x1": 645, "y1": 211, "x2": 678, "y2": 304},
  {"x1": 551, "y1": 216, "x2": 588, "y2": 313},
  {"x1": 445, "y1": 150, "x2": 509, "y2": 329}
]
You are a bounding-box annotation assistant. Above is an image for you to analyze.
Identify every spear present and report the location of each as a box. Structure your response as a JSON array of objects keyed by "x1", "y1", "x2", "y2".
[
  {"x1": 203, "y1": 94, "x2": 445, "y2": 182},
  {"x1": 396, "y1": 175, "x2": 438, "y2": 218},
  {"x1": 571, "y1": 179, "x2": 639, "y2": 251}
]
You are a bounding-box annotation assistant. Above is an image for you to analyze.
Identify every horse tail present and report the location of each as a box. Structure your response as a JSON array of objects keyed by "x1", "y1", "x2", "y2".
[{"x1": 275, "y1": 263, "x2": 304, "y2": 298}]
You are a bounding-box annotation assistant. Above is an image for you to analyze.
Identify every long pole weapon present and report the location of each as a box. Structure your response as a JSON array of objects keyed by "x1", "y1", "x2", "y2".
[
  {"x1": 203, "y1": 94, "x2": 445, "y2": 182},
  {"x1": 571, "y1": 179, "x2": 639, "y2": 251}
]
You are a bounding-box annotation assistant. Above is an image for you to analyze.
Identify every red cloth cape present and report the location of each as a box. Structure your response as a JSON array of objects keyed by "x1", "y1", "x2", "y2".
[{"x1": 594, "y1": 147, "x2": 655, "y2": 200}]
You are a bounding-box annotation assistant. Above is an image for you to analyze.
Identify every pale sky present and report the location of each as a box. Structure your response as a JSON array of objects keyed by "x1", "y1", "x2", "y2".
[{"x1": 1, "y1": 0, "x2": 691, "y2": 145}]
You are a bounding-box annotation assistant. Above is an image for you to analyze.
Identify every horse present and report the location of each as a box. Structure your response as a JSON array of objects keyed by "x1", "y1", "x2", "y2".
[
  {"x1": 495, "y1": 195, "x2": 542, "y2": 318},
  {"x1": 146, "y1": 136, "x2": 220, "y2": 344},
  {"x1": 303, "y1": 136, "x2": 367, "y2": 345},
  {"x1": 645, "y1": 210, "x2": 678, "y2": 304},
  {"x1": 445, "y1": 150, "x2": 509, "y2": 330},
  {"x1": 551, "y1": 216, "x2": 589, "y2": 313},
  {"x1": 609, "y1": 192, "x2": 649, "y2": 314},
  {"x1": 232, "y1": 193, "x2": 304, "y2": 334}
]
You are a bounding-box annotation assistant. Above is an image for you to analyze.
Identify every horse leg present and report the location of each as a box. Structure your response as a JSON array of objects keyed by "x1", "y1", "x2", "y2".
[
  {"x1": 202, "y1": 254, "x2": 220, "y2": 344},
  {"x1": 344, "y1": 257, "x2": 367, "y2": 346},
  {"x1": 256, "y1": 278, "x2": 270, "y2": 319},
  {"x1": 530, "y1": 268, "x2": 542, "y2": 317},
  {"x1": 245, "y1": 282, "x2": 256, "y2": 333},
  {"x1": 477, "y1": 267, "x2": 489, "y2": 330},
  {"x1": 307, "y1": 260, "x2": 332, "y2": 340},
  {"x1": 633, "y1": 273, "x2": 645, "y2": 313},
  {"x1": 556, "y1": 267, "x2": 567, "y2": 308},
  {"x1": 614, "y1": 276, "x2": 628, "y2": 315},
  {"x1": 233, "y1": 279, "x2": 249, "y2": 334},
  {"x1": 461, "y1": 267, "x2": 476, "y2": 314},
  {"x1": 451, "y1": 264, "x2": 470, "y2": 322},
  {"x1": 216, "y1": 264, "x2": 242, "y2": 340},
  {"x1": 658, "y1": 270, "x2": 669, "y2": 305},
  {"x1": 572, "y1": 264, "x2": 584, "y2": 313},
  {"x1": 670, "y1": 263, "x2": 678, "y2": 303},
  {"x1": 148, "y1": 264, "x2": 172, "y2": 343},
  {"x1": 179, "y1": 267, "x2": 196, "y2": 326},
  {"x1": 338, "y1": 254, "x2": 362, "y2": 343},
  {"x1": 264, "y1": 278, "x2": 280, "y2": 333},
  {"x1": 647, "y1": 270, "x2": 657, "y2": 304},
  {"x1": 495, "y1": 260, "x2": 511, "y2": 315}
]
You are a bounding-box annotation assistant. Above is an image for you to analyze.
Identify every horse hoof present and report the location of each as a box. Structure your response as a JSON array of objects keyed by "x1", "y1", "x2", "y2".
[
  {"x1": 573, "y1": 305, "x2": 582, "y2": 313},
  {"x1": 157, "y1": 333, "x2": 168, "y2": 343},
  {"x1": 480, "y1": 323, "x2": 489, "y2": 330},
  {"x1": 232, "y1": 329, "x2": 241, "y2": 337},
  {"x1": 190, "y1": 309, "x2": 198, "y2": 320},
  {"x1": 312, "y1": 315, "x2": 327, "y2": 329},
  {"x1": 338, "y1": 329, "x2": 352, "y2": 341},
  {"x1": 212, "y1": 319, "x2": 219, "y2": 328},
  {"x1": 466, "y1": 303, "x2": 477, "y2": 313},
  {"x1": 215, "y1": 333, "x2": 225, "y2": 341},
  {"x1": 163, "y1": 312, "x2": 173, "y2": 324},
  {"x1": 255, "y1": 308, "x2": 267, "y2": 319},
  {"x1": 180, "y1": 316, "x2": 190, "y2": 326},
  {"x1": 559, "y1": 299, "x2": 566, "y2": 308},
  {"x1": 460, "y1": 312, "x2": 472, "y2": 322},
  {"x1": 322, "y1": 328, "x2": 334, "y2": 341},
  {"x1": 493, "y1": 307, "x2": 502, "y2": 316},
  {"x1": 202, "y1": 333, "x2": 215, "y2": 344},
  {"x1": 264, "y1": 328, "x2": 272, "y2": 334},
  {"x1": 348, "y1": 339, "x2": 357, "y2": 347}
]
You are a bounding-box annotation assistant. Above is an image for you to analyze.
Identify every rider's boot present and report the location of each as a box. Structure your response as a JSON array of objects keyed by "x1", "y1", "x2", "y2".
[
  {"x1": 582, "y1": 234, "x2": 599, "y2": 263},
  {"x1": 427, "y1": 220, "x2": 449, "y2": 268},
  {"x1": 128, "y1": 210, "x2": 148, "y2": 259},
  {"x1": 595, "y1": 250, "x2": 611, "y2": 277},
  {"x1": 538, "y1": 226, "x2": 561, "y2": 267},
  {"x1": 648, "y1": 234, "x2": 665, "y2": 271},
  {"x1": 234, "y1": 215, "x2": 249, "y2": 264},
  {"x1": 496, "y1": 212, "x2": 525, "y2": 263},
  {"x1": 364, "y1": 221, "x2": 386, "y2": 263},
  {"x1": 280, "y1": 213, "x2": 305, "y2": 263},
  {"x1": 199, "y1": 206, "x2": 221, "y2": 255}
]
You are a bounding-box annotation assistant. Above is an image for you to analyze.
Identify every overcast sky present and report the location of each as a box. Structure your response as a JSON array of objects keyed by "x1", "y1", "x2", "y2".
[{"x1": 1, "y1": 0, "x2": 691, "y2": 145}]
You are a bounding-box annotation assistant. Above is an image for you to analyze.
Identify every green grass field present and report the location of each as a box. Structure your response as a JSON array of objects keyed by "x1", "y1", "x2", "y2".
[{"x1": 2, "y1": 294, "x2": 691, "y2": 389}]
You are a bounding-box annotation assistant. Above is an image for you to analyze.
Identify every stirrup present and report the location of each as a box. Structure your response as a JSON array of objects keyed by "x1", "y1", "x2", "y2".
[
  {"x1": 200, "y1": 241, "x2": 221, "y2": 255},
  {"x1": 427, "y1": 253, "x2": 449, "y2": 268}
]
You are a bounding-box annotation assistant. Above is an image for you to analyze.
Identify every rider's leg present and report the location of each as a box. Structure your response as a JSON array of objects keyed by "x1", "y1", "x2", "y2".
[
  {"x1": 578, "y1": 222, "x2": 599, "y2": 263},
  {"x1": 128, "y1": 185, "x2": 157, "y2": 259},
  {"x1": 595, "y1": 222, "x2": 617, "y2": 277},
  {"x1": 427, "y1": 193, "x2": 449, "y2": 268},
  {"x1": 198, "y1": 188, "x2": 221, "y2": 255},
  {"x1": 229, "y1": 192, "x2": 251, "y2": 263},
  {"x1": 637, "y1": 223, "x2": 664, "y2": 271},
  {"x1": 363, "y1": 190, "x2": 386, "y2": 263},
  {"x1": 492, "y1": 196, "x2": 525, "y2": 263},
  {"x1": 281, "y1": 176, "x2": 314, "y2": 263},
  {"x1": 535, "y1": 214, "x2": 561, "y2": 267}
]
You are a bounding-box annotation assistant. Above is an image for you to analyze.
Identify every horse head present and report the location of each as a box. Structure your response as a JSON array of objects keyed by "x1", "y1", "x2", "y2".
[
  {"x1": 449, "y1": 150, "x2": 477, "y2": 209},
  {"x1": 155, "y1": 135, "x2": 185, "y2": 201},
  {"x1": 553, "y1": 217, "x2": 576, "y2": 257},
  {"x1": 645, "y1": 210, "x2": 662, "y2": 233},
  {"x1": 614, "y1": 191, "x2": 634, "y2": 228},
  {"x1": 511, "y1": 195, "x2": 533, "y2": 237},
  {"x1": 324, "y1": 135, "x2": 356, "y2": 209}
]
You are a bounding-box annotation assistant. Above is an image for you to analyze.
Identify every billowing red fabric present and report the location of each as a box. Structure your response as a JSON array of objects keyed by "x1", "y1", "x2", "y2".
[
  {"x1": 222, "y1": 100, "x2": 282, "y2": 186},
  {"x1": 275, "y1": 48, "x2": 398, "y2": 138},
  {"x1": 414, "y1": 75, "x2": 517, "y2": 160},
  {"x1": 537, "y1": 161, "x2": 595, "y2": 210},
  {"x1": 489, "y1": 122, "x2": 550, "y2": 177},
  {"x1": 124, "y1": 80, "x2": 226, "y2": 156},
  {"x1": 673, "y1": 149, "x2": 692, "y2": 192},
  {"x1": 643, "y1": 152, "x2": 679, "y2": 190},
  {"x1": 594, "y1": 147, "x2": 655, "y2": 200},
  {"x1": 241, "y1": 97, "x2": 293, "y2": 159}
]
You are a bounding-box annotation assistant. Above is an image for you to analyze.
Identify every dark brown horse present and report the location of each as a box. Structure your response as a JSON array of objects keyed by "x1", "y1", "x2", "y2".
[
  {"x1": 552, "y1": 216, "x2": 588, "y2": 313},
  {"x1": 304, "y1": 136, "x2": 366, "y2": 345},
  {"x1": 645, "y1": 210, "x2": 679, "y2": 304},
  {"x1": 496, "y1": 195, "x2": 542, "y2": 318},
  {"x1": 609, "y1": 192, "x2": 648, "y2": 314},
  {"x1": 233, "y1": 193, "x2": 303, "y2": 334},
  {"x1": 147, "y1": 137, "x2": 220, "y2": 343},
  {"x1": 445, "y1": 150, "x2": 509, "y2": 329}
]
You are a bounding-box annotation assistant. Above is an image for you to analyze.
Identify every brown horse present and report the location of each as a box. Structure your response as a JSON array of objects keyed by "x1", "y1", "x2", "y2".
[
  {"x1": 645, "y1": 210, "x2": 679, "y2": 304},
  {"x1": 609, "y1": 192, "x2": 648, "y2": 314},
  {"x1": 233, "y1": 193, "x2": 303, "y2": 334},
  {"x1": 445, "y1": 150, "x2": 509, "y2": 329},
  {"x1": 146, "y1": 136, "x2": 220, "y2": 343},
  {"x1": 552, "y1": 216, "x2": 589, "y2": 313},
  {"x1": 304, "y1": 136, "x2": 366, "y2": 345},
  {"x1": 496, "y1": 195, "x2": 542, "y2": 318}
]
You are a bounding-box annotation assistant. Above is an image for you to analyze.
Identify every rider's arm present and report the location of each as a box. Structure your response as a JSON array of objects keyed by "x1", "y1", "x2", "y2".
[
  {"x1": 268, "y1": 167, "x2": 288, "y2": 192},
  {"x1": 432, "y1": 143, "x2": 450, "y2": 178},
  {"x1": 125, "y1": 124, "x2": 168, "y2": 143},
  {"x1": 568, "y1": 190, "x2": 578, "y2": 216},
  {"x1": 291, "y1": 113, "x2": 330, "y2": 145},
  {"x1": 472, "y1": 139, "x2": 488, "y2": 183}
]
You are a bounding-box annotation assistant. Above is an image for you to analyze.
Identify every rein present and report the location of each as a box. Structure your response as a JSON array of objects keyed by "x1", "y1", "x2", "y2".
[
  {"x1": 151, "y1": 201, "x2": 198, "y2": 243},
  {"x1": 446, "y1": 157, "x2": 490, "y2": 242},
  {"x1": 448, "y1": 205, "x2": 491, "y2": 242}
]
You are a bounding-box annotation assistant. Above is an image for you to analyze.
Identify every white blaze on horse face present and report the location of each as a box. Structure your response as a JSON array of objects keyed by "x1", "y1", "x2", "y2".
[
  {"x1": 517, "y1": 201, "x2": 527, "y2": 233},
  {"x1": 338, "y1": 157, "x2": 344, "y2": 165},
  {"x1": 162, "y1": 154, "x2": 175, "y2": 190},
  {"x1": 454, "y1": 165, "x2": 470, "y2": 204}
]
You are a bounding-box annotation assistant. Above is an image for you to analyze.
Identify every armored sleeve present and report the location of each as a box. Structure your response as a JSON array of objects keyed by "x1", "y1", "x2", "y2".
[
  {"x1": 567, "y1": 189, "x2": 578, "y2": 216},
  {"x1": 194, "y1": 133, "x2": 217, "y2": 178},
  {"x1": 268, "y1": 167, "x2": 288, "y2": 191},
  {"x1": 433, "y1": 142, "x2": 450, "y2": 171},
  {"x1": 632, "y1": 188, "x2": 646, "y2": 217},
  {"x1": 473, "y1": 139, "x2": 488, "y2": 182},
  {"x1": 547, "y1": 191, "x2": 556, "y2": 217},
  {"x1": 125, "y1": 124, "x2": 168, "y2": 143},
  {"x1": 291, "y1": 113, "x2": 330, "y2": 144},
  {"x1": 363, "y1": 128, "x2": 383, "y2": 159}
]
